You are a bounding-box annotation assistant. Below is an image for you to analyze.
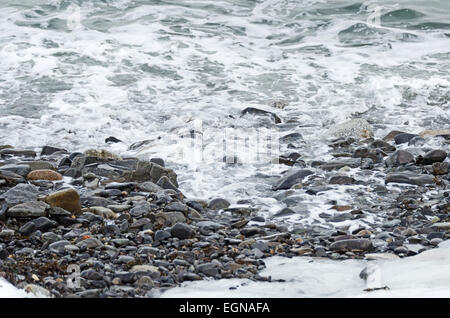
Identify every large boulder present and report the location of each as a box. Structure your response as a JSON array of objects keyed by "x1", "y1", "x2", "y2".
[{"x1": 124, "y1": 161, "x2": 178, "y2": 186}]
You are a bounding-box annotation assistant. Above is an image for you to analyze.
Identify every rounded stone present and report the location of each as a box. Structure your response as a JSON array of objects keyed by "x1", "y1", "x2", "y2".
[{"x1": 27, "y1": 169, "x2": 63, "y2": 181}]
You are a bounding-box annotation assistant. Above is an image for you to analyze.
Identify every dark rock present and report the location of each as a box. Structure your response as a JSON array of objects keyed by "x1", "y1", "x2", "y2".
[
  {"x1": 240, "y1": 107, "x2": 281, "y2": 124},
  {"x1": 41, "y1": 146, "x2": 67, "y2": 156},
  {"x1": 0, "y1": 183, "x2": 39, "y2": 206},
  {"x1": 33, "y1": 217, "x2": 58, "y2": 231},
  {"x1": 273, "y1": 207, "x2": 295, "y2": 218},
  {"x1": 383, "y1": 130, "x2": 405, "y2": 141},
  {"x1": 329, "y1": 175, "x2": 355, "y2": 185},
  {"x1": 416, "y1": 150, "x2": 447, "y2": 165},
  {"x1": 0, "y1": 149, "x2": 36, "y2": 158},
  {"x1": 156, "y1": 176, "x2": 178, "y2": 191},
  {"x1": 0, "y1": 164, "x2": 31, "y2": 177},
  {"x1": 154, "y1": 230, "x2": 171, "y2": 241},
  {"x1": 171, "y1": 223, "x2": 195, "y2": 239},
  {"x1": 7, "y1": 201, "x2": 49, "y2": 218},
  {"x1": 394, "y1": 133, "x2": 418, "y2": 144},
  {"x1": 48, "y1": 240, "x2": 71, "y2": 254},
  {"x1": 105, "y1": 136, "x2": 121, "y2": 144},
  {"x1": 329, "y1": 239, "x2": 373, "y2": 251},
  {"x1": 273, "y1": 169, "x2": 314, "y2": 190},
  {"x1": 385, "y1": 173, "x2": 435, "y2": 186},
  {"x1": 150, "y1": 158, "x2": 165, "y2": 167},
  {"x1": 319, "y1": 158, "x2": 361, "y2": 171},
  {"x1": 0, "y1": 170, "x2": 25, "y2": 185},
  {"x1": 19, "y1": 222, "x2": 37, "y2": 236},
  {"x1": 208, "y1": 198, "x2": 230, "y2": 210},
  {"x1": 197, "y1": 263, "x2": 219, "y2": 277},
  {"x1": 384, "y1": 150, "x2": 415, "y2": 167}
]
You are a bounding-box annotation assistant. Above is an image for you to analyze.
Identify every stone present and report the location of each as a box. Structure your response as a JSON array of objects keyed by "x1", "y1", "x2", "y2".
[
  {"x1": 273, "y1": 208, "x2": 295, "y2": 218},
  {"x1": 150, "y1": 158, "x2": 165, "y2": 167},
  {"x1": 171, "y1": 223, "x2": 195, "y2": 239},
  {"x1": 383, "y1": 130, "x2": 405, "y2": 141},
  {"x1": 45, "y1": 188, "x2": 81, "y2": 215},
  {"x1": 419, "y1": 129, "x2": 450, "y2": 138},
  {"x1": 21, "y1": 161, "x2": 56, "y2": 171},
  {"x1": 0, "y1": 170, "x2": 25, "y2": 185},
  {"x1": 154, "y1": 230, "x2": 171, "y2": 241},
  {"x1": 19, "y1": 222, "x2": 37, "y2": 236},
  {"x1": 0, "y1": 164, "x2": 30, "y2": 177},
  {"x1": 48, "y1": 240, "x2": 71, "y2": 254},
  {"x1": 319, "y1": 158, "x2": 361, "y2": 171},
  {"x1": 156, "y1": 212, "x2": 187, "y2": 225},
  {"x1": 416, "y1": 150, "x2": 447, "y2": 165},
  {"x1": 394, "y1": 133, "x2": 418, "y2": 144},
  {"x1": 165, "y1": 201, "x2": 189, "y2": 213},
  {"x1": 41, "y1": 146, "x2": 67, "y2": 156},
  {"x1": 33, "y1": 217, "x2": 58, "y2": 231},
  {"x1": 432, "y1": 162, "x2": 449, "y2": 175},
  {"x1": 273, "y1": 169, "x2": 314, "y2": 190},
  {"x1": 330, "y1": 239, "x2": 373, "y2": 251},
  {"x1": 88, "y1": 206, "x2": 117, "y2": 219},
  {"x1": 27, "y1": 169, "x2": 63, "y2": 181},
  {"x1": 83, "y1": 149, "x2": 121, "y2": 160},
  {"x1": 431, "y1": 223, "x2": 450, "y2": 230},
  {"x1": 197, "y1": 263, "x2": 219, "y2": 276},
  {"x1": 385, "y1": 173, "x2": 435, "y2": 186},
  {"x1": 0, "y1": 149, "x2": 36, "y2": 157},
  {"x1": 105, "y1": 136, "x2": 121, "y2": 144},
  {"x1": 156, "y1": 176, "x2": 178, "y2": 191},
  {"x1": 384, "y1": 150, "x2": 414, "y2": 167},
  {"x1": 328, "y1": 118, "x2": 373, "y2": 139},
  {"x1": 7, "y1": 201, "x2": 49, "y2": 218},
  {"x1": 329, "y1": 175, "x2": 355, "y2": 185},
  {"x1": 240, "y1": 107, "x2": 281, "y2": 124},
  {"x1": 0, "y1": 183, "x2": 39, "y2": 206},
  {"x1": 137, "y1": 181, "x2": 162, "y2": 193},
  {"x1": 208, "y1": 198, "x2": 230, "y2": 210}
]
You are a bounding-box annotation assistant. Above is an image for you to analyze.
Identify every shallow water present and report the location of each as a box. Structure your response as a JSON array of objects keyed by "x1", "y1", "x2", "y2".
[{"x1": 0, "y1": 0, "x2": 449, "y2": 217}]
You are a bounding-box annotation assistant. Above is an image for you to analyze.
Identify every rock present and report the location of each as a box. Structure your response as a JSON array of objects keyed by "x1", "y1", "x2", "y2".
[
  {"x1": 0, "y1": 183, "x2": 39, "y2": 206},
  {"x1": 150, "y1": 158, "x2": 165, "y2": 167},
  {"x1": 154, "y1": 230, "x2": 171, "y2": 241},
  {"x1": 394, "y1": 133, "x2": 418, "y2": 144},
  {"x1": 273, "y1": 169, "x2": 314, "y2": 190},
  {"x1": 105, "y1": 136, "x2": 121, "y2": 144},
  {"x1": 19, "y1": 222, "x2": 37, "y2": 236},
  {"x1": 125, "y1": 161, "x2": 177, "y2": 186},
  {"x1": 137, "y1": 181, "x2": 162, "y2": 193},
  {"x1": 0, "y1": 149, "x2": 36, "y2": 158},
  {"x1": 0, "y1": 164, "x2": 30, "y2": 177},
  {"x1": 24, "y1": 284, "x2": 53, "y2": 298},
  {"x1": 431, "y1": 223, "x2": 450, "y2": 230},
  {"x1": 419, "y1": 129, "x2": 450, "y2": 138},
  {"x1": 416, "y1": 150, "x2": 447, "y2": 165},
  {"x1": 45, "y1": 188, "x2": 81, "y2": 215},
  {"x1": 330, "y1": 239, "x2": 373, "y2": 251},
  {"x1": 33, "y1": 217, "x2": 58, "y2": 231},
  {"x1": 21, "y1": 161, "x2": 56, "y2": 171},
  {"x1": 88, "y1": 206, "x2": 117, "y2": 219},
  {"x1": 329, "y1": 175, "x2": 355, "y2": 185},
  {"x1": 208, "y1": 198, "x2": 230, "y2": 210},
  {"x1": 319, "y1": 158, "x2": 361, "y2": 171},
  {"x1": 129, "y1": 265, "x2": 160, "y2": 277},
  {"x1": 197, "y1": 263, "x2": 219, "y2": 276},
  {"x1": 383, "y1": 130, "x2": 405, "y2": 141},
  {"x1": 156, "y1": 176, "x2": 178, "y2": 191},
  {"x1": 156, "y1": 212, "x2": 187, "y2": 225},
  {"x1": 432, "y1": 162, "x2": 449, "y2": 175},
  {"x1": 171, "y1": 223, "x2": 195, "y2": 239},
  {"x1": 77, "y1": 238, "x2": 103, "y2": 249},
  {"x1": 384, "y1": 150, "x2": 414, "y2": 167},
  {"x1": 0, "y1": 170, "x2": 25, "y2": 185},
  {"x1": 83, "y1": 149, "x2": 121, "y2": 160},
  {"x1": 240, "y1": 107, "x2": 281, "y2": 124},
  {"x1": 27, "y1": 169, "x2": 63, "y2": 181},
  {"x1": 385, "y1": 173, "x2": 435, "y2": 186},
  {"x1": 130, "y1": 202, "x2": 151, "y2": 217},
  {"x1": 273, "y1": 207, "x2": 295, "y2": 218},
  {"x1": 7, "y1": 201, "x2": 49, "y2": 218},
  {"x1": 41, "y1": 146, "x2": 67, "y2": 156},
  {"x1": 48, "y1": 240, "x2": 71, "y2": 254},
  {"x1": 328, "y1": 118, "x2": 373, "y2": 139}
]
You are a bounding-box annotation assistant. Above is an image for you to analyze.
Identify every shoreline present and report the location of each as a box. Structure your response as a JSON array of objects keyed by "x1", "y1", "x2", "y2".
[{"x1": 0, "y1": 122, "x2": 449, "y2": 298}]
